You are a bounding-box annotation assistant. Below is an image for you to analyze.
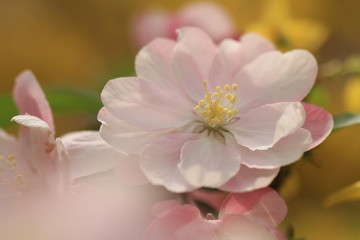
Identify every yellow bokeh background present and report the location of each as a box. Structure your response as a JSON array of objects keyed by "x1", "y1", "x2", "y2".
[
  {"x1": 2, "y1": 0, "x2": 360, "y2": 92},
  {"x1": 2, "y1": 0, "x2": 360, "y2": 239}
]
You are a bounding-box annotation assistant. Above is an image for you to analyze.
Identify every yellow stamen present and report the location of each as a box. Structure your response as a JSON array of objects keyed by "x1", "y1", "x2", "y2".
[{"x1": 193, "y1": 81, "x2": 239, "y2": 128}]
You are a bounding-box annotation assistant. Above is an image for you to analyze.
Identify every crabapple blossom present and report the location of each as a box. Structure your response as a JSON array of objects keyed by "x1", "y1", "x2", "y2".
[
  {"x1": 0, "y1": 71, "x2": 160, "y2": 239},
  {"x1": 0, "y1": 71, "x2": 130, "y2": 205},
  {"x1": 99, "y1": 27, "x2": 333, "y2": 193}
]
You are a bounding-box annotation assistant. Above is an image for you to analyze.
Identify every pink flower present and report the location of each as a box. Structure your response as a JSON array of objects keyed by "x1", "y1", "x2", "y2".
[
  {"x1": 145, "y1": 187, "x2": 288, "y2": 240},
  {"x1": 0, "y1": 71, "x2": 127, "y2": 206},
  {"x1": 0, "y1": 71, "x2": 162, "y2": 239},
  {"x1": 132, "y1": 2, "x2": 237, "y2": 47},
  {"x1": 99, "y1": 27, "x2": 333, "y2": 193}
]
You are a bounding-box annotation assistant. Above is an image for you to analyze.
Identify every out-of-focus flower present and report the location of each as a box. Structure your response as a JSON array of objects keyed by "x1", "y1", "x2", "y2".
[
  {"x1": 132, "y1": 2, "x2": 237, "y2": 47},
  {"x1": 323, "y1": 181, "x2": 360, "y2": 207},
  {"x1": 0, "y1": 71, "x2": 127, "y2": 205},
  {"x1": 247, "y1": 0, "x2": 328, "y2": 51},
  {"x1": 0, "y1": 72, "x2": 68, "y2": 206},
  {"x1": 0, "y1": 70, "x2": 168, "y2": 239},
  {"x1": 145, "y1": 187, "x2": 287, "y2": 240},
  {"x1": 99, "y1": 27, "x2": 333, "y2": 193}
]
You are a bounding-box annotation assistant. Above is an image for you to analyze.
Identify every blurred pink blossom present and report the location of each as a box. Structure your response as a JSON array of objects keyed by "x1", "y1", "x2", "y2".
[
  {"x1": 145, "y1": 187, "x2": 288, "y2": 240},
  {"x1": 0, "y1": 71, "x2": 161, "y2": 239},
  {"x1": 132, "y1": 2, "x2": 237, "y2": 47},
  {"x1": 0, "y1": 71, "x2": 128, "y2": 205},
  {"x1": 99, "y1": 27, "x2": 333, "y2": 193}
]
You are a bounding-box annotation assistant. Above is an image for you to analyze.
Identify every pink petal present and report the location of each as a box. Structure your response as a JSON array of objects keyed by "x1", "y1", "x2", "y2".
[
  {"x1": 240, "y1": 128, "x2": 312, "y2": 169},
  {"x1": 179, "y1": 135, "x2": 241, "y2": 188},
  {"x1": 101, "y1": 77, "x2": 191, "y2": 130},
  {"x1": 234, "y1": 50, "x2": 318, "y2": 111},
  {"x1": 60, "y1": 130, "x2": 126, "y2": 180},
  {"x1": 209, "y1": 34, "x2": 275, "y2": 90},
  {"x1": 220, "y1": 165, "x2": 279, "y2": 193},
  {"x1": 301, "y1": 102, "x2": 333, "y2": 150},
  {"x1": 219, "y1": 187, "x2": 287, "y2": 228},
  {"x1": 216, "y1": 215, "x2": 279, "y2": 240},
  {"x1": 175, "y1": 27, "x2": 217, "y2": 74},
  {"x1": 13, "y1": 71, "x2": 54, "y2": 131},
  {"x1": 228, "y1": 102, "x2": 306, "y2": 150},
  {"x1": 135, "y1": 37, "x2": 194, "y2": 108},
  {"x1": 98, "y1": 108, "x2": 169, "y2": 154},
  {"x1": 145, "y1": 204, "x2": 201, "y2": 240},
  {"x1": 177, "y1": 2, "x2": 236, "y2": 43},
  {"x1": 140, "y1": 132, "x2": 198, "y2": 193},
  {"x1": 171, "y1": 27, "x2": 217, "y2": 101},
  {"x1": 136, "y1": 38, "x2": 178, "y2": 90}
]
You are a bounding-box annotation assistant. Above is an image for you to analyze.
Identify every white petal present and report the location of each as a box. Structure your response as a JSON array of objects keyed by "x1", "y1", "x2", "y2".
[
  {"x1": 209, "y1": 34, "x2": 275, "y2": 90},
  {"x1": 98, "y1": 108, "x2": 170, "y2": 154},
  {"x1": 101, "y1": 77, "x2": 192, "y2": 130},
  {"x1": 140, "y1": 132, "x2": 198, "y2": 193},
  {"x1": 172, "y1": 27, "x2": 217, "y2": 101},
  {"x1": 11, "y1": 115, "x2": 51, "y2": 133},
  {"x1": 234, "y1": 50, "x2": 318, "y2": 111},
  {"x1": 179, "y1": 135, "x2": 241, "y2": 188},
  {"x1": 228, "y1": 102, "x2": 305, "y2": 150}
]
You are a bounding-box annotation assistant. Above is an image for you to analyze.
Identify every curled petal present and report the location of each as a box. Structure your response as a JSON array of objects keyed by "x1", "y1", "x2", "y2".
[
  {"x1": 301, "y1": 102, "x2": 333, "y2": 150},
  {"x1": 239, "y1": 128, "x2": 312, "y2": 169},
  {"x1": 228, "y1": 102, "x2": 305, "y2": 150}
]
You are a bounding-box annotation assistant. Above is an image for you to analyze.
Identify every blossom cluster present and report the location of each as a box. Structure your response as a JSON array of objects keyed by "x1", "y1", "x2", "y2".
[{"x1": 0, "y1": 3, "x2": 334, "y2": 240}]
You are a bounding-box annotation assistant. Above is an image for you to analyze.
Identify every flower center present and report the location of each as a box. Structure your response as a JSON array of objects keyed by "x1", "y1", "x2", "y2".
[
  {"x1": 0, "y1": 154, "x2": 27, "y2": 194},
  {"x1": 194, "y1": 81, "x2": 239, "y2": 129}
]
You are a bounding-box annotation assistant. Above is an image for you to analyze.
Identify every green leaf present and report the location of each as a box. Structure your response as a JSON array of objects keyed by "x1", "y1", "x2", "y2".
[
  {"x1": 0, "y1": 87, "x2": 102, "y2": 129},
  {"x1": 46, "y1": 87, "x2": 102, "y2": 114},
  {"x1": 0, "y1": 94, "x2": 18, "y2": 129},
  {"x1": 333, "y1": 112, "x2": 360, "y2": 131}
]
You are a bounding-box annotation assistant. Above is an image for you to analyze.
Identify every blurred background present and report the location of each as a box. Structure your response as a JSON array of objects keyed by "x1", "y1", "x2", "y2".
[{"x1": 1, "y1": 0, "x2": 360, "y2": 239}]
